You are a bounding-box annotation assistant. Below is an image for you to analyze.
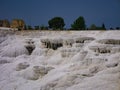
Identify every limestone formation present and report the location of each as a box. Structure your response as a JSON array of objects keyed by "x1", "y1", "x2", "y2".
[
  {"x1": 1, "y1": 43, "x2": 29, "y2": 57},
  {"x1": 0, "y1": 31, "x2": 120, "y2": 90},
  {"x1": 16, "y1": 62, "x2": 30, "y2": 71},
  {"x1": 75, "y1": 37, "x2": 95, "y2": 43},
  {"x1": 24, "y1": 66, "x2": 54, "y2": 80},
  {"x1": 0, "y1": 60, "x2": 10, "y2": 64},
  {"x1": 60, "y1": 47, "x2": 81, "y2": 57},
  {"x1": 63, "y1": 38, "x2": 74, "y2": 47},
  {"x1": 40, "y1": 37, "x2": 95, "y2": 58},
  {"x1": 41, "y1": 38, "x2": 63, "y2": 50},
  {"x1": 89, "y1": 45, "x2": 113, "y2": 54},
  {"x1": 24, "y1": 39, "x2": 35, "y2": 55},
  {"x1": 98, "y1": 39, "x2": 120, "y2": 45}
]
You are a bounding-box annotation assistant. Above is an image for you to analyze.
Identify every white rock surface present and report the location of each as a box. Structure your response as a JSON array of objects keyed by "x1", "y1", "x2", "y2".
[{"x1": 0, "y1": 30, "x2": 120, "y2": 90}]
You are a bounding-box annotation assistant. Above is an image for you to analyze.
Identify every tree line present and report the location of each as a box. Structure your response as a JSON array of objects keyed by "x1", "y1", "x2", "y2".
[
  {"x1": 0, "y1": 16, "x2": 120, "y2": 30},
  {"x1": 0, "y1": 19, "x2": 25, "y2": 30}
]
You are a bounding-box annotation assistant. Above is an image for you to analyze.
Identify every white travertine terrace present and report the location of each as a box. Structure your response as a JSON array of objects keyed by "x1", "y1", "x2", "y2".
[{"x1": 0, "y1": 30, "x2": 120, "y2": 90}]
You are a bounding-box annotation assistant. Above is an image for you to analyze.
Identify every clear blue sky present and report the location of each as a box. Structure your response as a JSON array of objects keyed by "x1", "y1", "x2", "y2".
[{"x1": 0, "y1": 0, "x2": 120, "y2": 29}]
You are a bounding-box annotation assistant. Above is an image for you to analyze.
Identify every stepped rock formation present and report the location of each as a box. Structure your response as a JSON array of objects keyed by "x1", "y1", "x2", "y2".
[{"x1": 0, "y1": 30, "x2": 120, "y2": 90}]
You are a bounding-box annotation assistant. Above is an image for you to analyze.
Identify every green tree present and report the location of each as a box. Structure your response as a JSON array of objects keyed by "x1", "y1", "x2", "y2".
[
  {"x1": 89, "y1": 23, "x2": 106, "y2": 30},
  {"x1": 0, "y1": 19, "x2": 10, "y2": 27},
  {"x1": 116, "y1": 27, "x2": 120, "y2": 30},
  {"x1": 71, "y1": 16, "x2": 86, "y2": 30},
  {"x1": 27, "y1": 25, "x2": 33, "y2": 30},
  {"x1": 90, "y1": 24, "x2": 97, "y2": 30},
  {"x1": 40, "y1": 25, "x2": 48, "y2": 30},
  {"x1": 48, "y1": 17, "x2": 65, "y2": 30},
  {"x1": 34, "y1": 26, "x2": 39, "y2": 30},
  {"x1": 0, "y1": 20, "x2": 2, "y2": 26},
  {"x1": 102, "y1": 23, "x2": 106, "y2": 30},
  {"x1": 110, "y1": 27, "x2": 114, "y2": 30}
]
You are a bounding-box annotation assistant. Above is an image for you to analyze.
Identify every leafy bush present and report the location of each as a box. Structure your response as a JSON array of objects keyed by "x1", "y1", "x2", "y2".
[
  {"x1": 71, "y1": 16, "x2": 86, "y2": 30},
  {"x1": 48, "y1": 17, "x2": 65, "y2": 30}
]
